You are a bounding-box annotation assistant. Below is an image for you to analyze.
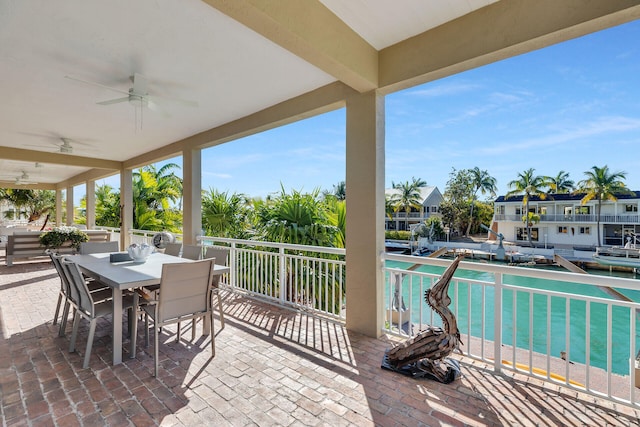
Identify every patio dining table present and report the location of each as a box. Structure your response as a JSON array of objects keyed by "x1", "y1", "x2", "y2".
[{"x1": 67, "y1": 251, "x2": 230, "y2": 365}]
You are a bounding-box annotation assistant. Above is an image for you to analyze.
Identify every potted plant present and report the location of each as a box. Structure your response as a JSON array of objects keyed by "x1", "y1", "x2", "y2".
[{"x1": 39, "y1": 226, "x2": 89, "y2": 251}]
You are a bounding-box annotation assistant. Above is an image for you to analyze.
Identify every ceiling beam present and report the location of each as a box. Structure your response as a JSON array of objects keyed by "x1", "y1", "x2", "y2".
[
  {"x1": 0, "y1": 147, "x2": 121, "y2": 170},
  {"x1": 56, "y1": 168, "x2": 120, "y2": 189},
  {"x1": 202, "y1": 0, "x2": 378, "y2": 92},
  {"x1": 379, "y1": 0, "x2": 640, "y2": 93},
  {"x1": 124, "y1": 81, "x2": 354, "y2": 169},
  {"x1": 0, "y1": 181, "x2": 56, "y2": 190}
]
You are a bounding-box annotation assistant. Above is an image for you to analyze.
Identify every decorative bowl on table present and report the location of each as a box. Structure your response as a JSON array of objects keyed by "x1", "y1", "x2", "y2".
[{"x1": 127, "y1": 243, "x2": 154, "y2": 263}]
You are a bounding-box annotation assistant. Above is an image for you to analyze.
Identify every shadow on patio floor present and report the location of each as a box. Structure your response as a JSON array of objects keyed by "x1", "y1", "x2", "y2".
[{"x1": 1, "y1": 255, "x2": 639, "y2": 425}]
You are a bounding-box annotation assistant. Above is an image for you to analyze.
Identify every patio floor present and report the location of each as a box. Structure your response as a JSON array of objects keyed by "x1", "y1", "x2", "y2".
[{"x1": 1, "y1": 255, "x2": 639, "y2": 426}]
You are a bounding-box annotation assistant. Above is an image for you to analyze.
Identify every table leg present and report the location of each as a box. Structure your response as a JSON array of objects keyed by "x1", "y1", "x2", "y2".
[{"x1": 112, "y1": 288, "x2": 123, "y2": 365}]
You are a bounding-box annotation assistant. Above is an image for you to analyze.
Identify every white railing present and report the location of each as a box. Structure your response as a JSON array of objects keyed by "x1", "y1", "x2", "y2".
[
  {"x1": 128, "y1": 228, "x2": 184, "y2": 245},
  {"x1": 384, "y1": 253, "x2": 640, "y2": 408},
  {"x1": 91, "y1": 227, "x2": 640, "y2": 407},
  {"x1": 197, "y1": 236, "x2": 346, "y2": 320},
  {"x1": 94, "y1": 226, "x2": 122, "y2": 243}
]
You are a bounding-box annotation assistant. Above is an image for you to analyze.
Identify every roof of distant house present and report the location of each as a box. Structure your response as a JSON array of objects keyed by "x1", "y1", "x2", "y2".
[
  {"x1": 495, "y1": 191, "x2": 640, "y2": 203},
  {"x1": 385, "y1": 186, "x2": 442, "y2": 204}
]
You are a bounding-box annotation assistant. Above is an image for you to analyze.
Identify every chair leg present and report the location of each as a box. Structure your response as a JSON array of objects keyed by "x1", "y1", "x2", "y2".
[
  {"x1": 210, "y1": 312, "x2": 215, "y2": 356},
  {"x1": 69, "y1": 312, "x2": 80, "y2": 353},
  {"x1": 176, "y1": 322, "x2": 181, "y2": 343},
  {"x1": 53, "y1": 292, "x2": 63, "y2": 325},
  {"x1": 83, "y1": 319, "x2": 97, "y2": 369},
  {"x1": 129, "y1": 305, "x2": 138, "y2": 359},
  {"x1": 154, "y1": 325, "x2": 159, "y2": 377},
  {"x1": 59, "y1": 302, "x2": 71, "y2": 337},
  {"x1": 145, "y1": 314, "x2": 150, "y2": 347},
  {"x1": 191, "y1": 318, "x2": 196, "y2": 341},
  {"x1": 216, "y1": 291, "x2": 225, "y2": 330}
]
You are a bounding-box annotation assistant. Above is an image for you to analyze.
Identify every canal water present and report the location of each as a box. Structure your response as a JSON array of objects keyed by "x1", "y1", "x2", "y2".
[{"x1": 385, "y1": 260, "x2": 640, "y2": 376}]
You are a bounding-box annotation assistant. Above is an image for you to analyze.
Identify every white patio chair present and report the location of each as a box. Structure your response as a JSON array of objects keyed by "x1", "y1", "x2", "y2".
[
  {"x1": 139, "y1": 259, "x2": 214, "y2": 376},
  {"x1": 62, "y1": 259, "x2": 137, "y2": 369},
  {"x1": 48, "y1": 251, "x2": 112, "y2": 337},
  {"x1": 203, "y1": 246, "x2": 230, "y2": 328},
  {"x1": 181, "y1": 244, "x2": 203, "y2": 260},
  {"x1": 163, "y1": 242, "x2": 182, "y2": 257},
  {"x1": 79, "y1": 241, "x2": 119, "y2": 254}
]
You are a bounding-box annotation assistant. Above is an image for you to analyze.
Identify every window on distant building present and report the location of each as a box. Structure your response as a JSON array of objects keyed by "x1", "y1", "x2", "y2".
[
  {"x1": 516, "y1": 227, "x2": 539, "y2": 242},
  {"x1": 558, "y1": 226, "x2": 567, "y2": 234},
  {"x1": 625, "y1": 204, "x2": 638, "y2": 212},
  {"x1": 496, "y1": 205, "x2": 505, "y2": 215},
  {"x1": 432, "y1": 205, "x2": 438, "y2": 213},
  {"x1": 515, "y1": 207, "x2": 522, "y2": 215},
  {"x1": 580, "y1": 227, "x2": 590, "y2": 235},
  {"x1": 539, "y1": 207, "x2": 547, "y2": 215},
  {"x1": 576, "y1": 206, "x2": 590, "y2": 215}
]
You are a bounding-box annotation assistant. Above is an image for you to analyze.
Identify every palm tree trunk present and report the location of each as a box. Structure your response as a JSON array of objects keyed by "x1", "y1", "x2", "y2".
[
  {"x1": 465, "y1": 200, "x2": 475, "y2": 236},
  {"x1": 597, "y1": 199, "x2": 602, "y2": 247},
  {"x1": 526, "y1": 200, "x2": 532, "y2": 245}
]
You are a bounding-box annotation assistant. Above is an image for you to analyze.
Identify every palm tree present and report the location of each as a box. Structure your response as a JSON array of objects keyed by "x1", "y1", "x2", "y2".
[
  {"x1": 132, "y1": 163, "x2": 183, "y2": 232},
  {"x1": 506, "y1": 168, "x2": 547, "y2": 245},
  {"x1": 576, "y1": 165, "x2": 634, "y2": 247},
  {"x1": 201, "y1": 189, "x2": 251, "y2": 239},
  {"x1": 390, "y1": 177, "x2": 427, "y2": 231},
  {"x1": 465, "y1": 167, "x2": 497, "y2": 236},
  {"x1": 323, "y1": 181, "x2": 346, "y2": 201},
  {"x1": 546, "y1": 170, "x2": 574, "y2": 194},
  {"x1": 0, "y1": 189, "x2": 55, "y2": 227},
  {"x1": 95, "y1": 184, "x2": 121, "y2": 227}
]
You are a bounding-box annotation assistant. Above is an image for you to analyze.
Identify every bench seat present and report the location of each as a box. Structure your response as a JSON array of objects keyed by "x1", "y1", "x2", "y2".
[{"x1": 6, "y1": 230, "x2": 111, "y2": 266}]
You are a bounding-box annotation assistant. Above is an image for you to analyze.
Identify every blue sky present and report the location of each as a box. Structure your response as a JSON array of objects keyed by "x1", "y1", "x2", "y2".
[{"x1": 91, "y1": 19, "x2": 640, "y2": 202}]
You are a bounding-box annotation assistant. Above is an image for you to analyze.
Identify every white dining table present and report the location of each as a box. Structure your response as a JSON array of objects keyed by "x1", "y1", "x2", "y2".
[{"x1": 67, "y1": 251, "x2": 230, "y2": 365}]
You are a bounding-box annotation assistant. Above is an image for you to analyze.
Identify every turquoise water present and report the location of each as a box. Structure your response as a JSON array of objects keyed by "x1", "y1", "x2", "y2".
[{"x1": 385, "y1": 261, "x2": 640, "y2": 375}]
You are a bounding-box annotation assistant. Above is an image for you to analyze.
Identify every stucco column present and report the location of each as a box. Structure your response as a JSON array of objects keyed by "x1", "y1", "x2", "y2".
[
  {"x1": 345, "y1": 90, "x2": 385, "y2": 338},
  {"x1": 65, "y1": 186, "x2": 74, "y2": 226},
  {"x1": 55, "y1": 189, "x2": 63, "y2": 227},
  {"x1": 120, "y1": 169, "x2": 133, "y2": 250},
  {"x1": 86, "y1": 179, "x2": 96, "y2": 229},
  {"x1": 182, "y1": 148, "x2": 202, "y2": 245}
]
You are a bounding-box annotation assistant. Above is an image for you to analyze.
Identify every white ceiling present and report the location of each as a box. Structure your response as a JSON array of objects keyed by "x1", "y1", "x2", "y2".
[{"x1": 2, "y1": 0, "x2": 629, "y2": 187}]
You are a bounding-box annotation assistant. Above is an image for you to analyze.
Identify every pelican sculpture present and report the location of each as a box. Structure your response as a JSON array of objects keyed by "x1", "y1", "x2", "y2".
[{"x1": 383, "y1": 255, "x2": 464, "y2": 383}]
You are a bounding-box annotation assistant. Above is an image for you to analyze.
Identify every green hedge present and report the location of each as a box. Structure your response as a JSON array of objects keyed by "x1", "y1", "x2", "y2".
[{"x1": 385, "y1": 230, "x2": 411, "y2": 241}]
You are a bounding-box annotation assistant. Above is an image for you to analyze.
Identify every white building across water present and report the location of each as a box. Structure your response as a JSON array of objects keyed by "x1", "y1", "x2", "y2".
[{"x1": 492, "y1": 192, "x2": 640, "y2": 248}]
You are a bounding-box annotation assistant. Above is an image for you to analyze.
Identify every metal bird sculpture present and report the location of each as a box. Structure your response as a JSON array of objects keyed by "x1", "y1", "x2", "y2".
[{"x1": 383, "y1": 255, "x2": 464, "y2": 383}]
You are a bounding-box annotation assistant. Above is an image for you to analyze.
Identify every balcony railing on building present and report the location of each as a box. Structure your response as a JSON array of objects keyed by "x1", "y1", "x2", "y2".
[{"x1": 495, "y1": 213, "x2": 640, "y2": 223}]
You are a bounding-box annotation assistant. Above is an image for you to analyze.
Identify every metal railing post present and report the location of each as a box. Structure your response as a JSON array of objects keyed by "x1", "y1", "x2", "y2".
[
  {"x1": 279, "y1": 246, "x2": 287, "y2": 305},
  {"x1": 494, "y1": 271, "x2": 503, "y2": 374}
]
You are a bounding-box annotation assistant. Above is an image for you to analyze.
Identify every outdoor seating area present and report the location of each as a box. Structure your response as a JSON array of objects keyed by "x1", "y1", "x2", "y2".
[{"x1": 1, "y1": 251, "x2": 639, "y2": 426}]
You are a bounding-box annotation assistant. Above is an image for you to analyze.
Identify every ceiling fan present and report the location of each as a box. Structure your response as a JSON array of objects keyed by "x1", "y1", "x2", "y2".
[
  {"x1": 65, "y1": 73, "x2": 198, "y2": 112},
  {"x1": 0, "y1": 170, "x2": 39, "y2": 185},
  {"x1": 25, "y1": 137, "x2": 93, "y2": 155}
]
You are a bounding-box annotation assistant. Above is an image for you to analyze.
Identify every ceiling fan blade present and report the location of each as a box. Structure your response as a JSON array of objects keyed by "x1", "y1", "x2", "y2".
[
  {"x1": 97, "y1": 97, "x2": 129, "y2": 106},
  {"x1": 146, "y1": 99, "x2": 170, "y2": 117},
  {"x1": 65, "y1": 75, "x2": 130, "y2": 96}
]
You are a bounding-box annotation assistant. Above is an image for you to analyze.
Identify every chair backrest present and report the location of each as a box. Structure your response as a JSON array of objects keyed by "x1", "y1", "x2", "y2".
[
  {"x1": 79, "y1": 241, "x2": 119, "y2": 254},
  {"x1": 157, "y1": 259, "x2": 213, "y2": 323},
  {"x1": 204, "y1": 246, "x2": 230, "y2": 266},
  {"x1": 48, "y1": 250, "x2": 70, "y2": 294},
  {"x1": 61, "y1": 259, "x2": 95, "y2": 316},
  {"x1": 163, "y1": 242, "x2": 182, "y2": 257},
  {"x1": 181, "y1": 244, "x2": 203, "y2": 260}
]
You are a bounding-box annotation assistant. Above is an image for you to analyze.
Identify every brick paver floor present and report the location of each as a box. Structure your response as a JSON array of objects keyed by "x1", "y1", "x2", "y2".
[{"x1": 1, "y1": 255, "x2": 639, "y2": 426}]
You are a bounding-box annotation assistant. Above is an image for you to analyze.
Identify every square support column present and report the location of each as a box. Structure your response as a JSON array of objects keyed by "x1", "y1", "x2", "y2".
[
  {"x1": 182, "y1": 148, "x2": 202, "y2": 245},
  {"x1": 55, "y1": 189, "x2": 63, "y2": 227},
  {"x1": 86, "y1": 179, "x2": 96, "y2": 229},
  {"x1": 345, "y1": 91, "x2": 385, "y2": 338},
  {"x1": 66, "y1": 186, "x2": 74, "y2": 226},
  {"x1": 120, "y1": 169, "x2": 133, "y2": 250}
]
